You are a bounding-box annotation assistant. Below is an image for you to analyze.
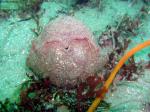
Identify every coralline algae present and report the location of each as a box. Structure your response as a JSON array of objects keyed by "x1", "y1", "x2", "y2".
[{"x1": 27, "y1": 16, "x2": 106, "y2": 87}]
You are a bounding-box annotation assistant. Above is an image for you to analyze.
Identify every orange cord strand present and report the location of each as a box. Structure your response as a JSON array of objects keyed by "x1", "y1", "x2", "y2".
[{"x1": 87, "y1": 40, "x2": 150, "y2": 112}]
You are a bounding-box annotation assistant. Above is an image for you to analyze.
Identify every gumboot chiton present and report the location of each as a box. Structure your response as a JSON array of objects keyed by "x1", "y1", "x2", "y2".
[{"x1": 27, "y1": 16, "x2": 106, "y2": 87}]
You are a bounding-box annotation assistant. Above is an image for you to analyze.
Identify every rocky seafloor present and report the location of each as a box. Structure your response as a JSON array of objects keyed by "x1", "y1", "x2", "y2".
[{"x1": 0, "y1": 0, "x2": 150, "y2": 111}]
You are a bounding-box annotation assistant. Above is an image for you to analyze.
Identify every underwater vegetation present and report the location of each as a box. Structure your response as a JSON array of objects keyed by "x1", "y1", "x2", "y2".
[
  {"x1": 99, "y1": 14, "x2": 142, "y2": 81},
  {"x1": 76, "y1": 0, "x2": 89, "y2": 5},
  {"x1": 88, "y1": 9, "x2": 150, "y2": 110},
  {"x1": 88, "y1": 40, "x2": 150, "y2": 111},
  {"x1": 0, "y1": 0, "x2": 43, "y2": 19},
  {"x1": 0, "y1": 75, "x2": 108, "y2": 112},
  {"x1": 0, "y1": 0, "x2": 150, "y2": 112},
  {"x1": 0, "y1": 14, "x2": 149, "y2": 111}
]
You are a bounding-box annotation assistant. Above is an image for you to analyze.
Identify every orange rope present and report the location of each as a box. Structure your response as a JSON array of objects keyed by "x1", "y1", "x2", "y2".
[{"x1": 87, "y1": 40, "x2": 150, "y2": 112}]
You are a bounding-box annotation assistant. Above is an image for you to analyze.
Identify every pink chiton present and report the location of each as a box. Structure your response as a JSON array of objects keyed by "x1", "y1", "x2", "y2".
[{"x1": 27, "y1": 16, "x2": 107, "y2": 87}]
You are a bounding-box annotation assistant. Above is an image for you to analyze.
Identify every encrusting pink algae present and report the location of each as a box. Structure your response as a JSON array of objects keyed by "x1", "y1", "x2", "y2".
[{"x1": 27, "y1": 16, "x2": 108, "y2": 87}]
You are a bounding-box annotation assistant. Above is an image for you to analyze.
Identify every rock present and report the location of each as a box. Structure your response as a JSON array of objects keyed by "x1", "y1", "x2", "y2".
[{"x1": 27, "y1": 16, "x2": 107, "y2": 87}]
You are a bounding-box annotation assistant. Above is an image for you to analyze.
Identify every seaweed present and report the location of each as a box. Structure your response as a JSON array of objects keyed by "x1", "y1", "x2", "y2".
[
  {"x1": 0, "y1": 10, "x2": 11, "y2": 19},
  {"x1": 0, "y1": 99, "x2": 19, "y2": 112},
  {"x1": 31, "y1": 14, "x2": 42, "y2": 36},
  {"x1": 0, "y1": 74, "x2": 110, "y2": 111},
  {"x1": 0, "y1": 0, "x2": 44, "y2": 20},
  {"x1": 98, "y1": 15, "x2": 143, "y2": 81},
  {"x1": 76, "y1": 0, "x2": 89, "y2": 5},
  {"x1": 123, "y1": 0, "x2": 150, "y2": 6},
  {"x1": 139, "y1": 5, "x2": 150, "y2": 19},
  {"x1": 143, "y1": 0, "x2": 150, "y2": 4},
  {"x1": 74, "y1": 0, "x2": 105, "y2": 12},
  {"x1": 76, "y1": 76, "x2": 104, "y2": 111},
  {"x1": 145, "y1": 53, "x2": 150, "y2": 69},
  {"x1": 99, "y1": 15, "x2": 140, "y2": 48},
  {"x1": 119, "y1": 56, "x2": 143, "y2": 81},
  {"x1": 144, "y1": 102, "x2": 150, "y2": 112},
  {"x1": 18, "y1": 0, "x2": 44, "y2": 18},
  {"x1": 88, "y1": 40, "x2": 150, "y2": 111},
  {"x1": 89, "y1": 0, "x2": 105, "y2": 12}
]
